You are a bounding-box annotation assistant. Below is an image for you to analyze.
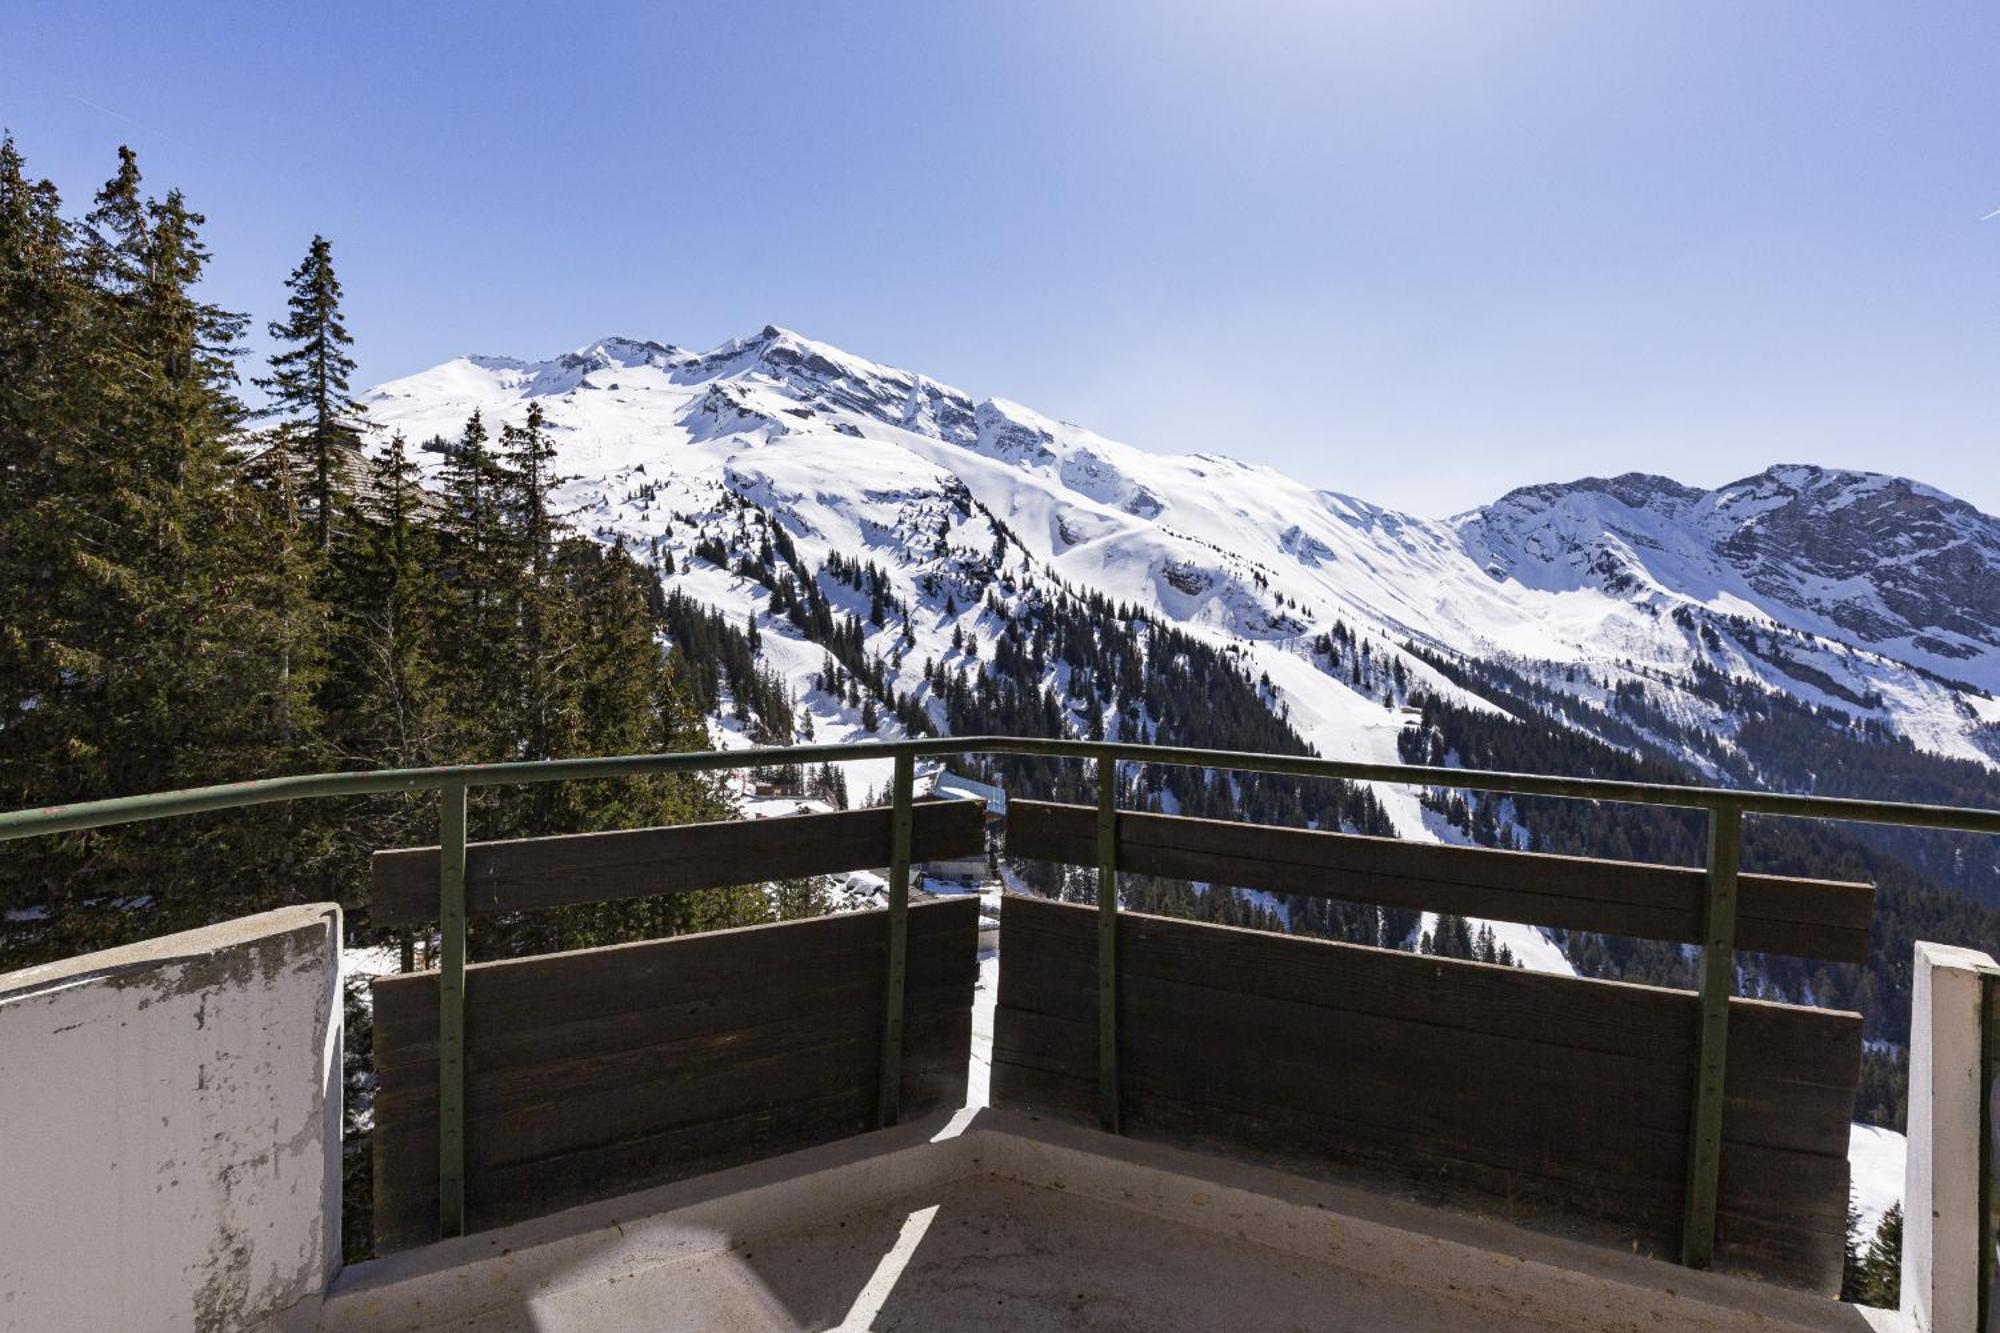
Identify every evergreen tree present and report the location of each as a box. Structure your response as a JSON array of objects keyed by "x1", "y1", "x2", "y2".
[
  {"x1": 328, "y1": 431, "x2": 444, "y2": 778},
  {"x1": 258, "y1": 235, "x2": 363, "y2": 550},
  {"x1": 433, "y1": 410, "x2": 513, "y2": 757},
  {"x1": 0, "y1": 135, "x2": 87, "y2": 814},
  {"x1": 78, "y1": 145, "x2": 145, "y2": 298},
  {"x1": 499, "y1": 399, "x2": 561, "y2": 573},
  {"x1": 1840, "y1": 1205, "x2": 1901, "y2": 1308},
  {"x1": 495, "y1": 400, "x2": 570, "y2": 771},
  {"x1": 0, "y1": 144, "x2": 322, "y2": 954}
]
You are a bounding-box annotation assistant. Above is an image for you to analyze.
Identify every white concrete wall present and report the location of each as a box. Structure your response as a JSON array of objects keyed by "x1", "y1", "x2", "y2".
[
  {"x1": 0, "y1": 904, "x2": 343, "y2": 1333},
  {"x1": 1901, "y1": 940, "x2": 1998, "y2": 1333}
]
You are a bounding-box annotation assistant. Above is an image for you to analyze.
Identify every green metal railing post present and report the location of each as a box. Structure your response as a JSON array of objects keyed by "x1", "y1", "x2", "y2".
[
  {"x1": 1096, "y1": 755, "x2": 1121, "y2": 1134},
  {"x1": 437, "y1": 782, "x2": 469, "y2": 1239},
  {"x1": 1680, "y1": 801, "x2": 1742, "y2": 1269},
  {"x1": 876, "y1": 753, "x2": 915, "y2": 1128}
]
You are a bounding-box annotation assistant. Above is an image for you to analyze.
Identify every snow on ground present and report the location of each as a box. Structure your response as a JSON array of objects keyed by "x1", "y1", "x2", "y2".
[
  {"x1": 1247, "y1": 638, "x2": 1576, "y2": 975},
  {"x1": 343, "y1": 943, "x2": 402, "y2": 982},
  {"x1": 967, "y1": 948, "x2": 998, "y2": 1110},
  {"x1": 1848, "y1": 1123, "x2": 1906, "y2": 1236}
]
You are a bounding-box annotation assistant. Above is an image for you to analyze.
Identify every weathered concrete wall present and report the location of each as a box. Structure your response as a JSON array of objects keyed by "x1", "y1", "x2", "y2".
[
  {"x1": 1901, "y1": 941, "x2": 1997, "y2": 1333},
  {"x1": 0, "y1": 904, "x2": 343, "y2": 1333}
]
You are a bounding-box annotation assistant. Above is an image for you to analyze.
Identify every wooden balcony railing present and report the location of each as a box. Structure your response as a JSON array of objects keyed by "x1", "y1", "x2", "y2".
[
  {"x1": 5, "y1": 736, "x2": 1998, "y2": 1294},
  {"x1": 1003, "y1": 802, "x2": 1869, "y2": 1288}
]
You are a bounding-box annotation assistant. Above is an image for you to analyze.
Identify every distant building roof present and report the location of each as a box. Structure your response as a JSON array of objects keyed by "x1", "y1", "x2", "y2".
[{"x1": 925, "y1": 768, "x2": 1006, "y2": 814}]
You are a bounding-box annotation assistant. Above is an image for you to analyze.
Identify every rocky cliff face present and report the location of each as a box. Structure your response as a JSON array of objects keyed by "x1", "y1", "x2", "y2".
[{"x1": 1460, "y1": 464, "x2": 2000, "y2": 687}]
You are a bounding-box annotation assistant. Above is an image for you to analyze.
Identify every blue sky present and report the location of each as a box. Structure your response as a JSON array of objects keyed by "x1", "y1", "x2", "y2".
[{"x1": 6, "y1": 1, "x2": 1997, "y2": 515}]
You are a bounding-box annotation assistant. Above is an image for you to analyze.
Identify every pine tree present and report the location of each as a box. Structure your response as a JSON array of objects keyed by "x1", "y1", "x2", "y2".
[
  {"x1": 0, "y1": 144, "x2": 324, "y2": 955},
  {"x1": 78, "y1": 145, "x2": 145, "y2": 298},
  {"x1": 433, "y1": 410, "x2": 514, "y2": 758},
  {"x1": 769, "y1": 877, "x2": 831, "y2": 919},
  {"x1": 258, "y1": 235, "x2": 363, "y2": 551},
  {"x1": 329, "y1": 431, "x2": 444, "y2": 775},
  {"x1": 0, "y1": 136, "x2": 86, "y2": 812},
  {"x1": 499, "y1": 399, "x2": 561, "y2": 574},
  {"x1": 495, "y1": 401, "x2": 571, "y2": 770},
  {"x1": 1841, "y1": 1204, "x2": 1901, "y2": 1307},
  {"x1": 472, "y1": 539, "x2": 766, "y2": 957}
]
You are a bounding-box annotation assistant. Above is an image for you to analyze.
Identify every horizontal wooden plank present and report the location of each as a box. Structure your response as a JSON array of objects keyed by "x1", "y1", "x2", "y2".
[
  {"x1": 989, "y1": 1040, "x2": 1848, "y2": 1230},
  {"x1": 1006, "y1": 801, "x2": 1872, "y2": 962},
  {"x1": 992, "y1": 895, "x2": 1857, "y2": 1292},
  {"x1": 373, "y1": 797, "x2": 986, "y2": 926},
  {"x1": 997, "y1": 893, "x2": 1860, "y2": 1088},
  {"x1": 380, "y1": 1006, "x2": 973, "y2": 1173},
  {"x1": 378, "y1": 1012, "x2": 974, "y2": 1242},
  {"x1": 373, "y1": 898, "x2": 978, "y2": 1252},
  {"x1": 379, "y1": 1088, "x2": 895, "y2": 1249},
  {"x1": 992, "y1": 896, "x2": 1856, "y2": 1156},
  {"x1": 993, "y1": 969, "x2": 1852, "y2": 1159},
  {"x1": 373, "y1": 896, "x2": 975, "y2": 1058},
  {"x1": 989, "y1": 1060, "x2": 1842, "y2": 1282}
]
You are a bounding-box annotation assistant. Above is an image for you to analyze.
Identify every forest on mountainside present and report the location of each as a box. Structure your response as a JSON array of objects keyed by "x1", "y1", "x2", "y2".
[
  {"x1": 1393, "y1": 678, "x2": 2000, "y2": 1138},
  {"x1": 1401, "y1": 646, "x2": 2000, "y2": 1042},
  {"x1": 1416, "y1": 644, "x2": 2000, "y2": 904}
]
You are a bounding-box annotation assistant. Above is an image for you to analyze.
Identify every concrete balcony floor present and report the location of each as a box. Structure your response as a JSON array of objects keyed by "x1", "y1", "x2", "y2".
[{"x1": 319, "y1": 1108, "x2": 1902, "y2": 1333}]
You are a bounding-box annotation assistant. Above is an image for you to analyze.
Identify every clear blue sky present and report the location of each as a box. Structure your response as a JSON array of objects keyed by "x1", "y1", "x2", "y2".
[{"x1": 6, "y1": 1, "x2": 1998, "y2": 515}]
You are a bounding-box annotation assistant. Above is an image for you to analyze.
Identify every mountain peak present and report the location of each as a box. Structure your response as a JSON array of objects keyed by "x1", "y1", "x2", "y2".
[
  {"x1": 1713, "y1": 463, "x2": 1967, "y2": 513},
  {"x1": 361, "y1": 326, "x2": 2000, "y2": 763},
  {"x1": 562, "y1": 336, "x2": 688, "y2": 371},
  {"x1": 1489, "y1": 471, "x2": 1704, "y2": 518}
]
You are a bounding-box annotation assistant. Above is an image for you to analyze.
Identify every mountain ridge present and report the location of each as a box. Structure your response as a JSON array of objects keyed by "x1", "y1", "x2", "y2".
[{"x1": 361, "y1": 326, "x2": 2000, "y2": 792}]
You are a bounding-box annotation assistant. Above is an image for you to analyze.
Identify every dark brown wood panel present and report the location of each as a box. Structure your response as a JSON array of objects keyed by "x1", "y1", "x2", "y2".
[
  {"x1": 991, "y1": 894, "x2": 1858, "y2": 1292},
  {"x1": 373, "y1": 897, "x2": 979, "y2": 1253},
  {"x1": 373, "y1": 797, "x2": 986, "y2": 926},
  {"x1": 1006, "y1": 800, "x2": 1871, "y2": 962}
]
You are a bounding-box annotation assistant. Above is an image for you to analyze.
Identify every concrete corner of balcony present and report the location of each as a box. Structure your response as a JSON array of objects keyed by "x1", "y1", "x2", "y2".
[
  {"x1": 13, "y1": 738, "x2": 2000, "y2": 1332},
  {"x1": 0, "y1": 903, "x2": 344, "y2": 1333},
  {"x1": 319, "y1": 1106, "x2": 1903, "y2": 1333}
]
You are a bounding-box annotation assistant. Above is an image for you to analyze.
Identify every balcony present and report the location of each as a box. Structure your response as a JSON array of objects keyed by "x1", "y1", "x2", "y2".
[{"x1": 2, "y1": 738, "x2": 1996, "y2": 1332}]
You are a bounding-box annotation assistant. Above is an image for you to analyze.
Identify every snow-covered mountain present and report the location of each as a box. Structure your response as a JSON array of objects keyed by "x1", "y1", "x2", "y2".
[
  {"x1": 363, "y1": 325, "x2": 2000, "y2": 785},
  {"x1": 1460, "y1": 466, "x2": 2000, "y2": 696},
  {"x1": 362, "y1": 329, "x2": 1993, "y2": 1229},
  {"x1": 358, "y1": 321, "x2": 2000, "y2": 979}
]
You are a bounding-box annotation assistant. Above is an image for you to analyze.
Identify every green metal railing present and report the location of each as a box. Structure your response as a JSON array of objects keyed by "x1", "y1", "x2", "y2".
[{"x1": 5, "y1": 735, "x2": 1999, "y2": 1264}]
